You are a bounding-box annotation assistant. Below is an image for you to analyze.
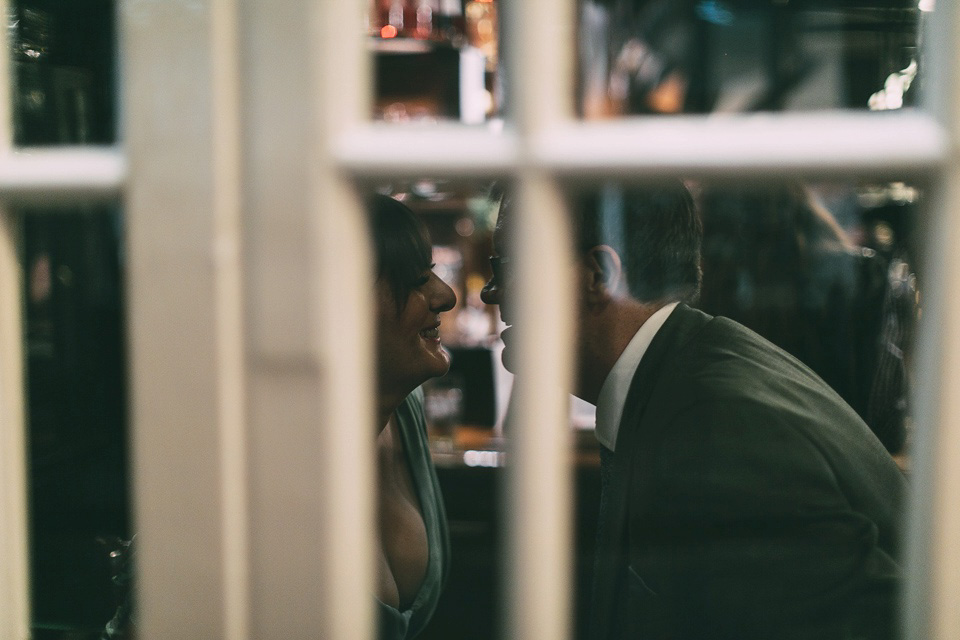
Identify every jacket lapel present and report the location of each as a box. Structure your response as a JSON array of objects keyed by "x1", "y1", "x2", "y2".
[{"x1": 590, "y1": 304, "x2": 712, "y2": 639}]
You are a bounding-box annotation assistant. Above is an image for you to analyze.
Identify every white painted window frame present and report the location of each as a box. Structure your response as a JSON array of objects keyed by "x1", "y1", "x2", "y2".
[{"x1": 0, "y1": 0, "x2": 956, "y2": 639}]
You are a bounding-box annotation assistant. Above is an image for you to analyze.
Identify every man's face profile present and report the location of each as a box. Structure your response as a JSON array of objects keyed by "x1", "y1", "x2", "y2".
[{"x1": 480, "y1": 203, "x2": 518, "y2": 371}]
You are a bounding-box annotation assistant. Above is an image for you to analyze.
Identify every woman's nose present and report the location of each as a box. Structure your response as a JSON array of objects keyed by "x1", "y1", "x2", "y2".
[{"x1": 431, "y1": 274, "x2": 457, "y2": 312}]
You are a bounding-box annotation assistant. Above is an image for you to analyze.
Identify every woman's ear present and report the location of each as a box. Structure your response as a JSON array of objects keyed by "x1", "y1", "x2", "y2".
[{"x1": 583, "y1": 245, "x2": 624, "y2": 304}]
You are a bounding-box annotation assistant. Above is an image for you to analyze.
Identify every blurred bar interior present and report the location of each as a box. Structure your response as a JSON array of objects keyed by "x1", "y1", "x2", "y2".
[{"x1": 16, "y1": 0, "x2": 928, "y2": 638}]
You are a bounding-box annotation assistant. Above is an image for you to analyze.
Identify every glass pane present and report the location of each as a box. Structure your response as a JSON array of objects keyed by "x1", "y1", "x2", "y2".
[
  {"x1": 578, "y1": 0, "x2": 929, "y2": 117},
  {"x1": 11, "y1": 0, "x2": 117, "y2": 145},
  {"x1": 367, "y1": 1, "x2": 504, "y2": 123},
  {"x1": 557, "y1": 177, "x2": 918, "y2": 638},
  {"x1": 10, "y1": 1, "x2": 127, "y2": 637},
  {"x1": 367, "y1": 175, "x2": 922, "y2": 639},
  {"x1": 696, "y1": 180, "x2": 919, "y2": 457},
  {"x1": 365, "y1": 179, "x2": 506, "y2": 640},
  {"x1": 21, "y1": 206, "x2": 130, "y2": 640}
]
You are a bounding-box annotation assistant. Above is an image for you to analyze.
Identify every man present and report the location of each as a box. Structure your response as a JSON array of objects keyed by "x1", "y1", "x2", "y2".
[{"x1": 480, "y1": 182, "x2": 905, "y2": 639}]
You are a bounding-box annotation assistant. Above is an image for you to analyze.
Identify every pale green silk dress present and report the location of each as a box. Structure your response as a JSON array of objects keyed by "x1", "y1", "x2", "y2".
[{"x1": 377, "y1": 387, "x2": 450, "y2": 640}]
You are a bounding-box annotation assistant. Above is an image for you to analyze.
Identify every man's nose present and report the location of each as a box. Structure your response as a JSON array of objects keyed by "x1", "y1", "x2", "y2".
[{"x1": 480, "y1": 278, "x2": 499, "y2": 305}]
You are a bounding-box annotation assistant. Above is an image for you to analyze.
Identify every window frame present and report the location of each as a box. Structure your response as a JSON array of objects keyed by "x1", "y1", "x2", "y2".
[{"x1": 0, "y1": 0, "x2": 956, "y2": 638}]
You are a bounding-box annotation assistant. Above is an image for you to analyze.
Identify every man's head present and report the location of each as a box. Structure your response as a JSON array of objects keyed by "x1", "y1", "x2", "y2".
[
  {"x1": 573, "y1": 181, "x2": 702, "y2": 304},
  {"x1": 480, "y1": 180, "x2": 701, "y2": 399}
]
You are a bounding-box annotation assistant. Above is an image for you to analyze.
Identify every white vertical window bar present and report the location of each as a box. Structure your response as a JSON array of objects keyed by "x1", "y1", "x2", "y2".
[
  {"x1": 926, "y1": 174, "x2": 960, "y2": 640},
  {"x1": 313, "y1": 1, "x2": 376, "y2": 637},
  {"x1": 238, "y1": 0, "x2": 374, "y2": 637},
  {"x1": 211, "y1": 0, "x2": 249, "y2": 637},
  {"x1": 121, "y1": 0, "x2": 247, "y2": 636},
  {"x1": 0, "y1": 0, "x2": 29, "y2": 633},
  {"x1": 904, "y1": 1, "x2": 960, "y2": 639},
  {"x1": 504, "y1": 0, "x2": 578, "y2": 639},
  {"x1": 903, "y1": 176, "x2": 960, "y2": 640},
  {"x1": 0, "y1": 213, "x2": 28, "y2": 640}
]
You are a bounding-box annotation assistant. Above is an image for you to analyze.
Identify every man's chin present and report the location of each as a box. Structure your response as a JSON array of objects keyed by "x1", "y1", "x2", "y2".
[{"x1": 500, "y1": 326, "x2": 517, "y2": 374}]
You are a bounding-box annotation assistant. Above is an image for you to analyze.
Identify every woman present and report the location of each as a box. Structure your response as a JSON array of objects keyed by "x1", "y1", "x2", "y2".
[
  {"x1": 370, "y1": 193, "x2": 456, "y2": 639},
  {"x1": 97, "y1": 195, "x2": 453, "y2": 640}
]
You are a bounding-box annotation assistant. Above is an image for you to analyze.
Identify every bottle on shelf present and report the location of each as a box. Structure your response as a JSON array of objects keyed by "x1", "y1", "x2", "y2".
[
  {"x1": 414, "y1": 0, "x2": 437, "y2": 40},
  {"x1": 465, "y1": 0, "x2": 497, "y2": 70},
  {"x1": 369, "y1": 0, "x2": 407, "y2": 39},
  {"x1": 435, "y1": 0, "x2": 466, "y2": 46},
  {"x1": 372, "y1": 0, "x2": 468, "y2": 45}
]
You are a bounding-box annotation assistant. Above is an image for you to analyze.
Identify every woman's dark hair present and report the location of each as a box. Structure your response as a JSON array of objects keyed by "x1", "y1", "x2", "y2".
[{"x1": 368, "y1": 194, "x2": 433, "y2": 310}]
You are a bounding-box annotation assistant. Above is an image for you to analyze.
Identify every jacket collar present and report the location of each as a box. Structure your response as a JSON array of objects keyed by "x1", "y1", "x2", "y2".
[{"x1": 590, "y1": 304, "x2": 713, "y2": 639}]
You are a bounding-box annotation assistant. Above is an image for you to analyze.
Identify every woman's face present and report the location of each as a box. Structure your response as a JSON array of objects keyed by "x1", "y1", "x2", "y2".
[{"x1": 376, "y1": 267, "x2": 457, "y2": 396}]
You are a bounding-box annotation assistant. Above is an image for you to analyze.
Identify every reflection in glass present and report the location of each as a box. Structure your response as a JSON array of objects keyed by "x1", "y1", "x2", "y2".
[
  {"x1": 696, "y1": 180, "x2": 919, "y2": 455},
  {"x1": 11, "y1": 1, "x2": 127, "y2": 638},
  {"x1": 23, "y1": 207, "x2": 130, "y2": 639},
  {"x1": 370, "y1": 179, "x2": 505, "y2": 640},
  {"x1": 578, "y1": 0, "x2": 926, "y2": 117},
  {"x1": 10, "y1": 0, "x2": 117, "y2": 145},
  {"x1": 368, "y1": 0, "x2": 502, "y2": 123},
  {"x1": 560, "y1": 179, "x2": 912, "y2": 638}
]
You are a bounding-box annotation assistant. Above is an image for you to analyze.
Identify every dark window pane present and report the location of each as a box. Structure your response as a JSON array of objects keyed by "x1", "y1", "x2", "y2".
[
  {"x1": 579, "y1": 0, "x2": 925, "y2": 117},
  {"x1": 22, "y1": 206, "x2": 130, "y2": 638},
  {"x1": 562, "y1": 178, "x2": 915, "y2": 639},
  {"x1": 11, "y1": 0, "x2": 116, "y2": 145},
  {"x1": 369, "y1": 1, "x2": 504, "y2": 123},
  {"x1": 367, "y1": 180, "x2": 507, "y2": 639},
  {"x1": 695, "y1": 179, "x2": 920, "y2": 455},
  {"x1": 378, "y1": 176, "x2": 920, "y2": 639}
]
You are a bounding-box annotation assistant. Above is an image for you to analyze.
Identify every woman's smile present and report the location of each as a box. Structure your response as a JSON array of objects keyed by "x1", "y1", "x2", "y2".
[
  {"x1": 419, "y1": 322, "x2": 441, "y2": 341},
  {"x1": 377, "y1": 270, "x2": 457, "y2": 398}
]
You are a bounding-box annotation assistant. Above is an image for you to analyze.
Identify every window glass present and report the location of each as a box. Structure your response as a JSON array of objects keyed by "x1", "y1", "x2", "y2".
[
  {"x1": 6, "y1": 0, "x2": 933, "y2": 637},
  {"x1": 365, "y1": 180, "x2": 505, "y2": 639},
  {"x1": 368, "y1": 176, "x2": 920, "y2": 639},
  {"x1": 11, "y1": 0, "x2": 117, "y2": 144},
  {"x1": 10, "y1": 1, "x2": 127, "y2": 638},
  {"x1": 22, "y1": 206, "x2": 130, "y2": 640},
  {"x1": 578, "y1": 0, "x2": 929, "y2": 117},
  {"x1": 695, "y1": 179, "x2": 920, "y2": 457},
  {"x1": 562, "y1": 177, "x2": 917, "y2": 639},
  {"x1": 367, "y1": 1, "x2": 503, "y2": 123}
]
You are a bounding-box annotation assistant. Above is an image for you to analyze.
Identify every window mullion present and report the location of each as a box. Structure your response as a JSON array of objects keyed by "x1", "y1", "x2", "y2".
[
  {"x1": 238, "y1": 0, "x2": 374, "y2": 637},
  {"x1": 503, "y1": 0, "x2": 578, "y2": 639},
  {"x1": 120, "y1": 0, "x2": 245, "y2": 636},
  {"x1": 0, "y1": 0, "x2": 28, "y2": 631},
  {"x1": 335, "y1": 123, "x2": 518, "y2": 176},
  {"x1": 902, "y1": 1, "x2": 960, "y2": 639},
  {"x1": 0, "y1": 208, "x2": 28, "y2": 640}
]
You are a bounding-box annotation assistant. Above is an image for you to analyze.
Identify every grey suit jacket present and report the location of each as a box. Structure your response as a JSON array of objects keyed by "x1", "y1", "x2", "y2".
[{"x1": 592, "y1": 305, "x2": 905, "y2": 639}]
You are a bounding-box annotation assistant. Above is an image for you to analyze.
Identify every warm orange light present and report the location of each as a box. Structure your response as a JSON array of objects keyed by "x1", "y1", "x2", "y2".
[{"x1": 380, "y1": 25, "x2": 398, "y2": 38}]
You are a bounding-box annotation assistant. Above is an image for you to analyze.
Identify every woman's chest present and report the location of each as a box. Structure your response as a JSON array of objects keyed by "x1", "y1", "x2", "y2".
[{"x1": 377, "y1": 424, "x2": 430, "y2": 610}]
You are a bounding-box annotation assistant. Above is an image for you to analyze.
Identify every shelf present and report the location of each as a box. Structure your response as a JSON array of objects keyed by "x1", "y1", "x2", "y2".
[{"x1": 369, "y1": 36, "x2": 458, "y2": 55}]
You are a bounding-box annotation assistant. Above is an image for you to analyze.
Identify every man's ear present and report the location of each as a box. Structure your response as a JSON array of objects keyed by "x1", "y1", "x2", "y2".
[{"x1": 583, "y1": 245, "x2": 624, "y2": 304}]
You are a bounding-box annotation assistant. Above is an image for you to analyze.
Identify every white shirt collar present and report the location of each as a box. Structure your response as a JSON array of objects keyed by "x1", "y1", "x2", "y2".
[{"x1": 594, "y1": 302, "x2": 678, "y2": 451}]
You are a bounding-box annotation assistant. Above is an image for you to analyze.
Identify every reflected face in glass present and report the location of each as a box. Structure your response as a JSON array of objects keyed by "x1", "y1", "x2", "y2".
[{"x1": 377, "y1": 268, "x2": 457, "y2": 396}]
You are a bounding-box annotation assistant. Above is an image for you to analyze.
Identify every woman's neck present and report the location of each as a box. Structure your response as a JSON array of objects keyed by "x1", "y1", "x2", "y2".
[{"x1": 377, "y1": 389, "x2": 408, "y2": 434}]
